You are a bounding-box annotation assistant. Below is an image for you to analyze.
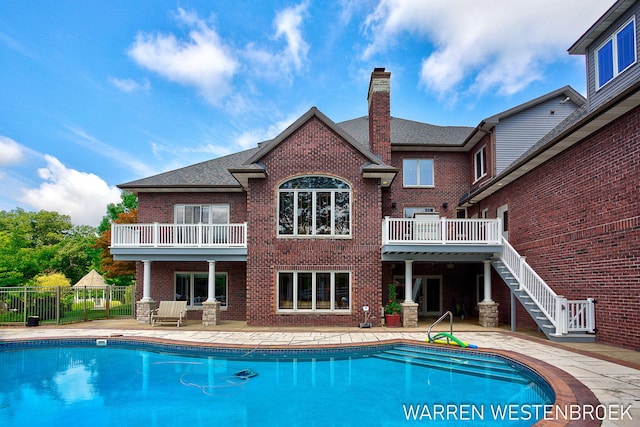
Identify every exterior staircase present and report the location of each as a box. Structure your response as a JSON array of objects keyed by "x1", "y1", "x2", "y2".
[{"x1": 492, "y1": 239, "x2": 596, "y2": 343}]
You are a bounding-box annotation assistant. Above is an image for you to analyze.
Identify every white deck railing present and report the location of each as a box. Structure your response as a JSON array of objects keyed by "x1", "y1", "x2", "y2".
[
  {"x1": 500, "y1": 237, "x2": 595, "y2": 335},
  {"x1": 383, "y1": 217, "x2": 502, "y2": 245},
  {"x1": 111, "y1": 223, "x2": 247, "y2": 248}
]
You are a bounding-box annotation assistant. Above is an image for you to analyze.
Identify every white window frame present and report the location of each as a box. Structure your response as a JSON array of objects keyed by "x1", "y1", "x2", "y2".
[
  {"x1": 276, "y1": 271, "x2": 351, "y2": 313},
  {"x1": 595, "y1": 16, "x2": 636, "y2": 90},
  {"x1": 473, "y1": 146, "x2": 487, "y2": 182},
  {"x1": 403, "y1": 159, "x2": 435, "y2": 187},
  {"x1": 277, "y1": 176, "x2": 351, "y2": 238},
  {"x1": 174, "y1": 272, "x2": 228, "y2": 309}
]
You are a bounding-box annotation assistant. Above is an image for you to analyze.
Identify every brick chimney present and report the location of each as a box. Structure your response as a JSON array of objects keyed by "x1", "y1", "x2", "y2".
[{"x1": 367, "y1": 67, "x2": 391, "y2": 164}]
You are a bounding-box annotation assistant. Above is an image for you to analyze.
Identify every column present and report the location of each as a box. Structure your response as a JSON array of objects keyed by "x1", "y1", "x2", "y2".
[
  {"x1": 141, "y1": 260, "x2": 152, "y2": 301},
  {"x1": 478, "y1": 260, "x2": 499, "y2": 327},
  {"x1": 206, "y1": 260, "x2": 216, "y2": 302},
  {"x1": 202, "y1": 259, "x2": 221, "y2": 326},
  {"x1": 401, "y1": 259, "x2": 418, "y2": 327},
  {"x1": 136, "y1": 260, "x2": 156, "y2": 324},
  {"x1": 404, "y1": 260, "x2": 414, "y2": 303},
  {"x1": 482, "y1": 260, "x2": 492, "y2": 302}
]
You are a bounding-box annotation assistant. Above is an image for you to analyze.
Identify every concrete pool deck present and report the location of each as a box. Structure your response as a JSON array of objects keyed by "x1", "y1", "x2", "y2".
[{"x1": 1, "y1": 319, "x2": 638, "y2": 426}]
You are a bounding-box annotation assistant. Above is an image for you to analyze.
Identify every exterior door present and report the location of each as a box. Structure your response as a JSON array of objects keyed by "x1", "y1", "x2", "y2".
[{"x1": 417, "y1": 275, "x2": 442, "y2": 316}]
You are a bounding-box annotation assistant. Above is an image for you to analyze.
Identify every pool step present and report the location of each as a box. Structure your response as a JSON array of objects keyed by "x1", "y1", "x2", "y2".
[{"x1": 373, "y1": 347, "x2": 531, "y2": 384}]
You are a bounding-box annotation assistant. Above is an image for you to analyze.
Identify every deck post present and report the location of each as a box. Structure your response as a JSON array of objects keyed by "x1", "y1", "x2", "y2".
[
  {"x1": 141, "y1": 260, "x2": 152, "y2": 302},
  {"x1": 206, "y1": 260, "x2": 217, "y2": 302},
  {"x1": 404, "y1": 260, "x2": 414, "y2": 303}
]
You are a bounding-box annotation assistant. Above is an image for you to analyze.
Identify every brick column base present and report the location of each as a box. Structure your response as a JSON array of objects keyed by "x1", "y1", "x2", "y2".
[
  {"x1": 401, "y1": 302, "x2": 419, "y2": 328},
  {"x1": 202, "y1": 301, "x2": 221, "y2": 326},
  {"x1": 478, "y1": 301, "x2": 499, "y2": 327},
  {"x1": 136, "y1": 300, "x2": 157, "y2": 325}
]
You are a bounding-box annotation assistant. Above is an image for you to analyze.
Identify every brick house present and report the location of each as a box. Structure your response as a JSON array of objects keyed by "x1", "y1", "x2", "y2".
[{"x1": 111, "y1": 0, "x2": 639, "y2": 348}]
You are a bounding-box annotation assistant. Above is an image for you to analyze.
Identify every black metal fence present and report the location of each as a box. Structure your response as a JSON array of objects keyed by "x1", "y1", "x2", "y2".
[{"x1": 0, "y1": 285, "x2": 134, "y2": 326}]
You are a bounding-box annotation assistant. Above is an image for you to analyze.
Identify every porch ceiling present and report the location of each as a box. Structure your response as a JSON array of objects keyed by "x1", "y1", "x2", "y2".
[{"x1": 381, "y1": 244, "x2": 502, "y2": 262}]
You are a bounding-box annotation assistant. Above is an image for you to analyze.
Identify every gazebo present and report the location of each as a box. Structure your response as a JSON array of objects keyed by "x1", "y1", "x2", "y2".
[{"x1": 72, "y1": 270, "x2": 109, "y2": 308}]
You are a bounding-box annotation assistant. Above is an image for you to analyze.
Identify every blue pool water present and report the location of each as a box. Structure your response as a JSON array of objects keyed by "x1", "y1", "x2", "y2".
[{"x1": 0, "y1": 340, "x2": 553, "y2": 426}]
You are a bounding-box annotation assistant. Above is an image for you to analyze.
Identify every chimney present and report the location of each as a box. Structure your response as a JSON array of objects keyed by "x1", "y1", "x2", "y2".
[{"x1": 367, "y1": 67, "x2": 391, "y2": 164}]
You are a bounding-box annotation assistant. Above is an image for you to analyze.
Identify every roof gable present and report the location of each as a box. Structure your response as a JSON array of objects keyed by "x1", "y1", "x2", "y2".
[
  {"x1": 245, "y1": 107, "x2": 385, "y2": 166},
  {"x1": 568, "y1": 0, "x2": 636, "y2": 55}
]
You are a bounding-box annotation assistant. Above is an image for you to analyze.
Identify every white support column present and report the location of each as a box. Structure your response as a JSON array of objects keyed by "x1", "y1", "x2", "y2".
[
  {"x1": 404, "y1": 260, "x2": 414, "y2": 303},
  {"x1": 141, "y1": 260, "x2": 152, "y2": 302},
  {"x1": 206, "y1": 260, "x2": 217, "y2": 302},
  {"x1": 482, "y1": 260, "x2": 493, "y2": 302}
]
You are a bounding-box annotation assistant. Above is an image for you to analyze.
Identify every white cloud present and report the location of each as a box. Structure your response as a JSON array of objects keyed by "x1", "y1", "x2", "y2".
[
  {"x1": 64, "y1": 124, "x2": 157, "y2": 178},
  {"x1": 233, "y1": 110, "x2": 306, "y2": 149},
  {"x1": 362, "y1": 0, "x2": 611, "y2": 98},
  {"x1": 20, "y1": 155, "x2": 121, "y2": 226},
  {"x1": 0, "y1": 136, "x2": 25, "y2": 166},
  {"x1": 274, "y1": 2, "x2": 310, "y2": 71},
  {"x1": 128, "y1": 7, "x2": 238, "y2": 105},
  {"x1": 243, "y1": 2, "x2": 310, "y2": 83},
  {"x1": 109, "y1": 76, "x2": 150, "y2": 93}
]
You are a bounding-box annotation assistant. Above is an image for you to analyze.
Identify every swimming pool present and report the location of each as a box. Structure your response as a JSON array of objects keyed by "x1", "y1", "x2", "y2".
[{"x1": 0, "y1": 339, "x2": 553, "y2": 426}]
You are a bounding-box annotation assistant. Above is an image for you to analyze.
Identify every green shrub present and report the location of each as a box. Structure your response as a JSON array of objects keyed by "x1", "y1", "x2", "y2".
[{"x1": 71, "y1": 300, "x2": 95, "y2": 310}]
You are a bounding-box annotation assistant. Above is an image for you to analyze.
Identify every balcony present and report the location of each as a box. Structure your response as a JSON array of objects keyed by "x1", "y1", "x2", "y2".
[
  {"x1": 110, "y1": 223, "x2": 248, "y2": 262},
  {"x1": 381, "y1": 217, "x2": 503, "y2": 261}
]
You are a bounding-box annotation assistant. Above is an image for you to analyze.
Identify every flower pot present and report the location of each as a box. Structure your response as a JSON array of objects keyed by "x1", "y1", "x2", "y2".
[{"x1": 385, "y1": 313, "x2": 401, "y2": 328}]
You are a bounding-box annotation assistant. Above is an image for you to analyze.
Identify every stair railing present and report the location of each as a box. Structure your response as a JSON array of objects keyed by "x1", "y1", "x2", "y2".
[{"x1": 499, "y1": 237, "x2": 596, "y2": 335}]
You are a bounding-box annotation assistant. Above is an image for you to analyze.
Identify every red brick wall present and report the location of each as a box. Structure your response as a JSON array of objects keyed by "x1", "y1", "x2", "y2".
[
  {"x1": 137, "y1": 192, "x2": 247, "y2": 223},
  {"x1": 135, "y1": 261, "x2": 246, "y2": 321},
  {"x1": 245, "y1": 116, "x2": 383, "y2": 326},
  {"x1": 384, "y1": 151, "x2": 470, "y2": 218},
  {"x1": 472, "y1": 106, "x2": 640, "y2": 348},
  {"x1": 368, "y1": 69, "x2": 391, "y2": 164},
  {"x1": 134, "y1": 192, "x2": 248, "y2": 321}
]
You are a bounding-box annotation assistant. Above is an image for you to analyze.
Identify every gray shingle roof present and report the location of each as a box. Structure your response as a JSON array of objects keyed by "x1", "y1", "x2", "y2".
[
  {"x1": 337, "y1": 116, "x2": 473, "y2": 146},
  {"x1": 120, "y1": 113, "x2": 472, "y2": 190},
  {"x1": 119, "y1": 148, "x2": 259, "y2": 189}
]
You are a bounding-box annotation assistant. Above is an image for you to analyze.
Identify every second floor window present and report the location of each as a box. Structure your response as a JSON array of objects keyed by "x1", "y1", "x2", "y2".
[
  {"x1": 596, "y1": 17, "x2": 636, "y2": 89},
  {"x1": 174, "y1": 204, "x2": 229, "y2": 224},
  {"x1": 403, "y1": 159, "x2": 434, "y2": 187},
  {"x1": 474, "y1": 146, "x2": 487, "y2": 181},
  {"x1": 278, "y1": 176, "x2": 351, "y2": 237}
]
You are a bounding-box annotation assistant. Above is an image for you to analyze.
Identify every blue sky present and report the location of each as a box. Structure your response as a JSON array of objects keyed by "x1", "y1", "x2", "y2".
[{"x1": 0, "y1": 0, "x2": 615, "y2": 226}]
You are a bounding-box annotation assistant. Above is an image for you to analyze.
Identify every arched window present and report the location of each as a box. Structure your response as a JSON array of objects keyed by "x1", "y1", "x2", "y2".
[{"x1": 278, "y1": 176, "x2": 351, "y2": 237}]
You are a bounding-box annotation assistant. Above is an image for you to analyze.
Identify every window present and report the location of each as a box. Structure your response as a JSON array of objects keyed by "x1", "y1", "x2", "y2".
[
  {"x1": 596, "y1": 18, "x2": 636, "y2": 89},
  {"x1": 175, "y1": 272, "x2": 227, "y2": 308},
  {"x1": 174, "y1": 204, "x2": 230, "y2": 244},
  {"x1": 174, "y1": 204, "x2": 229, "y2": 224},
  {"x1": 403, "y1": 207, "x2": 436, "y2": 218},
  {"x1": 403, "y1": 159, "x2": 434, "y2": 187},
  {"x1": 278, "y1": 176, "x2": 351, "y2": 237},
  {"x1": 474, "y1": 146, "x2": 487, "y2": 181},
  {"x1": 277, "y1": 271, "x2": 350, "y2": 312}
]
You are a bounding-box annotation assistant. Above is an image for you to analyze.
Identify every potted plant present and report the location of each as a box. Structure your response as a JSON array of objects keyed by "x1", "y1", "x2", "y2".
[{"x1": 384, "y1": 283, "x2": 402, "y2": 327}]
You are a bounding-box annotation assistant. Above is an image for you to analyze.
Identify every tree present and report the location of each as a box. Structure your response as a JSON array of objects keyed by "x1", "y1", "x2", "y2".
[
  {"x1": 52, "y1": 225, "x2": 100, "y2": 284},
  {"x1": 98, "y1": 191, "x2": 137, "y2": 234},
  {"x1": 94, "y1": 209, "x2": 137, "y2": 286},
  {"x1": 33, "y1": 272, "x2": 72, "y2": 288},
  {"x1": 0, "y1": 209, "x2": 98, "y2": 286}
]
